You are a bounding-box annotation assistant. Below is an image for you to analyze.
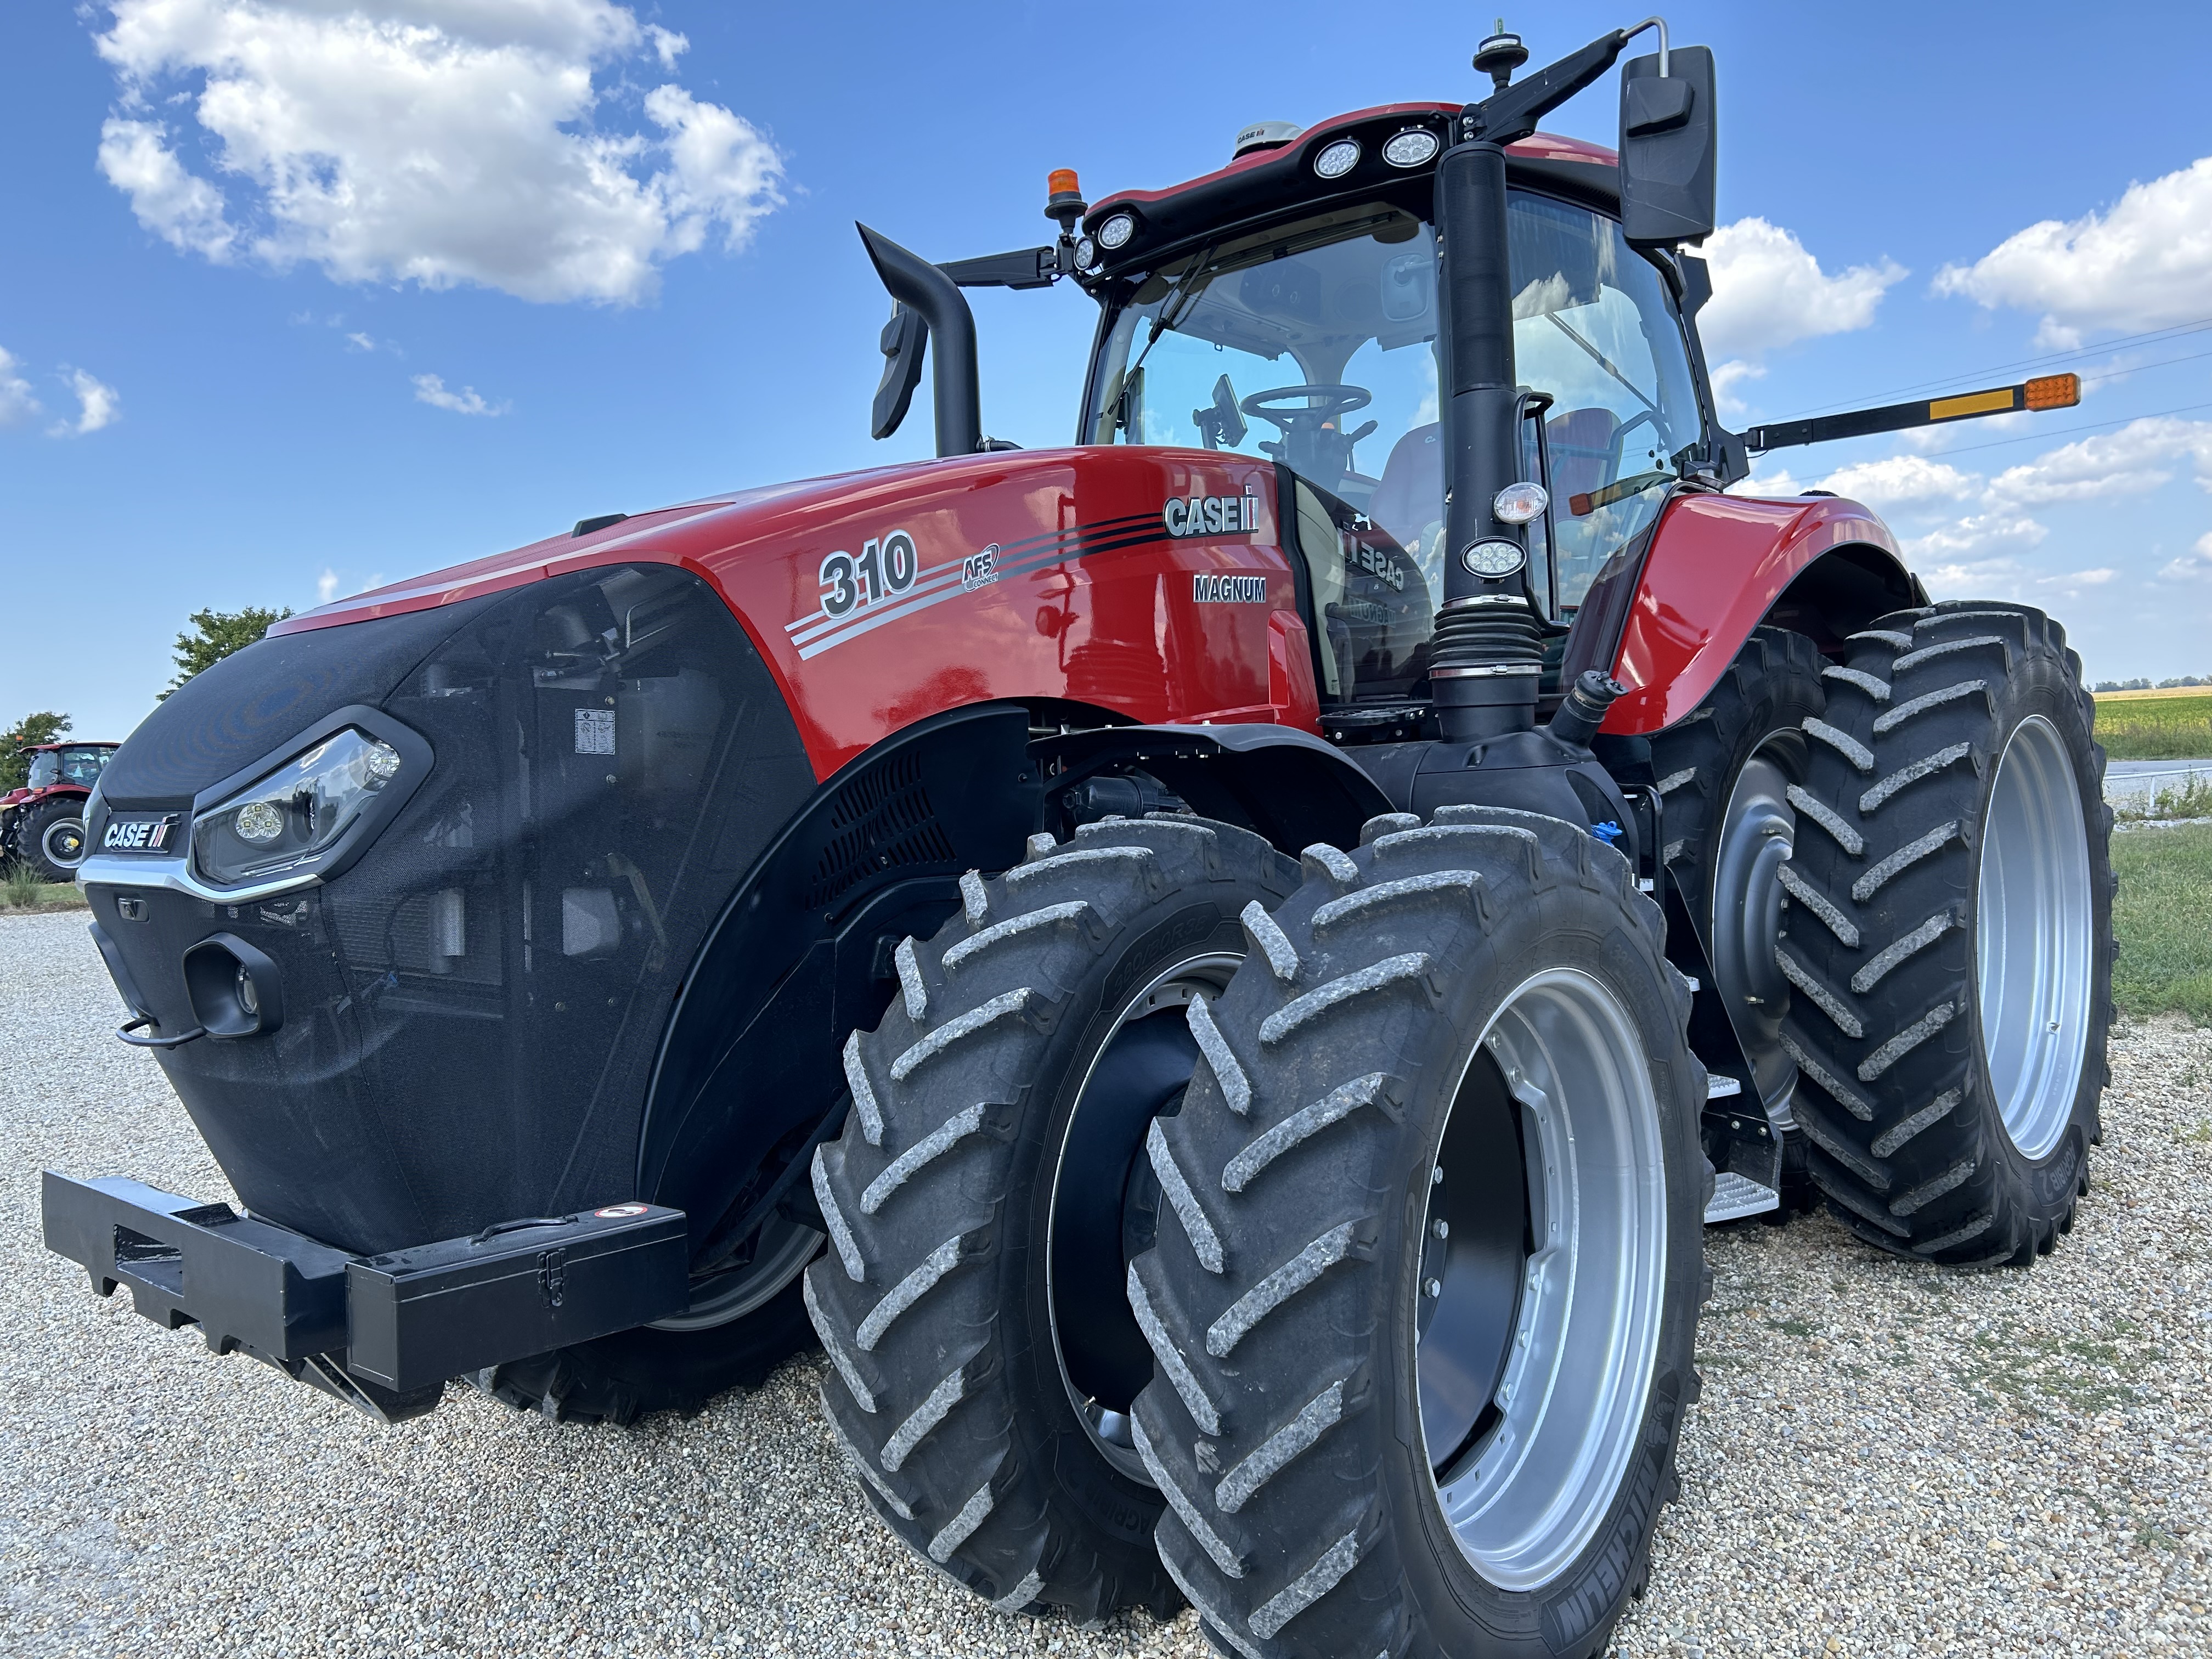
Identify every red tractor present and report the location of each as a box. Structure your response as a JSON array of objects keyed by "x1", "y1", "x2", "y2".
[
  {"x1": 2, "y1": 740, "x2": 119, "y2": 883},
  {"x1": 46, "y1": 22, "x2": 2110, "y2": 1658}
]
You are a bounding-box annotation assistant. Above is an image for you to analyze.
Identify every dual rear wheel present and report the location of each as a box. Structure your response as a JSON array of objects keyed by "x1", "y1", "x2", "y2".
[{"x1": 807, "y1": 807, "x2": 1709, "y2": 1654}]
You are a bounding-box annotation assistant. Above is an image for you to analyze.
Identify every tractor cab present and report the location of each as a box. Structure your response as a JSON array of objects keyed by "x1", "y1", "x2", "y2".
[
  {"x1": 21, "y1": 743, "x2": 117, "y2": 792},
  {"x1": 1076, "y1": 124, "x2": 1711, "y2": 629}
]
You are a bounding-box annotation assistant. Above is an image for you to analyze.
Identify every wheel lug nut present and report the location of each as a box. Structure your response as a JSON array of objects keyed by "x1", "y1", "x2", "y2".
[
  {"x1": 1424, "y1": 1278, "x2": 1443, "y2": 1298},
  {"x1": 1431, "y1": 1218, "x2": 1450, "y2": 1240},
  {"x1": 1431, "y1": 1164, "x2": 1444, "y2": 1186}
]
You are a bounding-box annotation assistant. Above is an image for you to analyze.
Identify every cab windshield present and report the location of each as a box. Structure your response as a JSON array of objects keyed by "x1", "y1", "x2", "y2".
[{"x1": 1085, "y1": 187, "x2": 1703, "y2": 616}]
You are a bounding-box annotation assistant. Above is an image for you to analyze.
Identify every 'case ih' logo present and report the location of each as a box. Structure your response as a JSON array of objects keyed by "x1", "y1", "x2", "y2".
[
  {"x1": 1164, "y1": 494, "x2": 1258, "y2": 537},
  {"x1": 102, "y1": 814, "x2": 178, "y2": 853}
]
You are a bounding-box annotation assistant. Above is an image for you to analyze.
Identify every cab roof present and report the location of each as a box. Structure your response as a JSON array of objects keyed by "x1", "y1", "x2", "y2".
[{"x1": 1080, "y1": 111, "x2": 1617, "y2": 280}]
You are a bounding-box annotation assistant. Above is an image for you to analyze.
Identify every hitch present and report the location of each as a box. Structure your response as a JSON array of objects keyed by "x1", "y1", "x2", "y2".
[{"x1": 42, "y1": 1173, "x2": 689, "y2": 1421}]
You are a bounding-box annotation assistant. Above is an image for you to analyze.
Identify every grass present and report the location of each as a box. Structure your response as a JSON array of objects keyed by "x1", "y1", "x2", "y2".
[
  {"x1": 1, "y1": 863, "x2": 83, "y2": 911},
  {"x1": 2093, "y1": 691, "x2": 2212, "y2": 759},
  {"x1": 2112, "y1": 822, "x2": 2212, "y2": 1022},
  {"x1": 2113, "y1": 774, "x2": 2212, "y2": 823}
]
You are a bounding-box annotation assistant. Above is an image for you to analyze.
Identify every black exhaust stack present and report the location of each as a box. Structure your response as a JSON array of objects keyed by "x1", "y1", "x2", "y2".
[{"x1": 857, "y1": 224, "x2": 983, "y2": 458}]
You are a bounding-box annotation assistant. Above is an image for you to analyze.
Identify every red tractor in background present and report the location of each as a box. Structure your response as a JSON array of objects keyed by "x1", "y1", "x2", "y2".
[
  {"x1": 2, "y1": 740, "x2": 118, "y2": 882},
  {"x1": 46, "y1": 20, "x2": 2111, "y2": 1659}
]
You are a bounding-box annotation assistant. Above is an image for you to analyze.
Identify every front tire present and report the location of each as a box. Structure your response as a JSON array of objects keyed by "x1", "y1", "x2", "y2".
[
  {"x1": 804, "y1": 815, "x2": 1299, "y2": 1621},
  {"x1": 23, "y1": 800, "x2": 88, "y2": 884},
  {"x1": 1128, "y1": 806, "x2": 1707, "y2": 1659},
  {"x1": 1778, "y1": 601, "x2": 2113, "y2": 1264},
  {"x1": 475, "y1": 1215, "x2": 822, "y2": 1423}
]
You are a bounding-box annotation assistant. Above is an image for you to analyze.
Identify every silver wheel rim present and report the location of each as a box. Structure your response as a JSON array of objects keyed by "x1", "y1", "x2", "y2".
[
  {"x1": 42, "y1": 817, "x2": 87, "y2": 870},
  {"x1": 1977, "y1": 715, "x2": 2093, "y2": 1161},
  {"x1": 1424, "y1": 969, "x2": 1669, "y2": 1591},
  {"x1": 1048, "y1": 950, "x2": 1241, "y2": 1486},
  {"x1": 648, "y1": 1211, "x2": 822, "y2": 1331}
]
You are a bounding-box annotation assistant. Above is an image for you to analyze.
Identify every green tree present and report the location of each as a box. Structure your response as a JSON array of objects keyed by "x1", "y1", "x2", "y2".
[
  {"x1": 162, "y1": 605, "x2": 293, "y2": 699},
  {"x1": 0, "y1": 711, "x2": 72, "y2": 791}
]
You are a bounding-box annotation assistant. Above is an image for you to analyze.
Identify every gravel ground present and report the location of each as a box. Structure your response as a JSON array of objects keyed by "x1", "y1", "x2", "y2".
[{"x1": 3, "y1": 910, "x2": 2207, "y2": 1658}]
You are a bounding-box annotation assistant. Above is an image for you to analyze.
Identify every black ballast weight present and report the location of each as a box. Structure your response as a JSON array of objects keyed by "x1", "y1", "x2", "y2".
[{"x1": 41, "y1": 1172, "x2": 687, "y2": 1412}]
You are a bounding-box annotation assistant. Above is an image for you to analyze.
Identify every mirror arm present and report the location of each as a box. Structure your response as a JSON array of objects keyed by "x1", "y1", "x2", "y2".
[{"x1": 1460, "y1": 29, "x2": 1630, "y2": 145}]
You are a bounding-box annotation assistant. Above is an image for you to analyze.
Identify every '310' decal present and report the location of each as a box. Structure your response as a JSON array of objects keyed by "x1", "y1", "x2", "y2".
[{"x1": 820, "y1": 529, "x2": 919, "y2": 619}]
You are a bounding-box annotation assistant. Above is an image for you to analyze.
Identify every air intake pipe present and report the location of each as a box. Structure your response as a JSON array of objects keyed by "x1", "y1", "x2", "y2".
[{"x1": 857, "y1": 224, "x2": 983, "y2": 458}]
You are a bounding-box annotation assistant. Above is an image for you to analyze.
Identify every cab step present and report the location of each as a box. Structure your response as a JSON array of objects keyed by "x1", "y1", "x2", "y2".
[{"x1": 1703, "y1": 1170, "x2": 1780, "y2": 1224}]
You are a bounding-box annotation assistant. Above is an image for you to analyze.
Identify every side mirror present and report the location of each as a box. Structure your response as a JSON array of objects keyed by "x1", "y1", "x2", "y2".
[
  {"x1": 1618, "y1": 44, "x2": 1716, "y2": 249},
  {"x1": 872, "y1": 303, "x2": 928, "y2": 441}
]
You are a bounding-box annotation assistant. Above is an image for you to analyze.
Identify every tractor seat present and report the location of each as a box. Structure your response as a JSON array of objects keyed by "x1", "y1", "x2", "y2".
[{"x1": 1369, "y1": 407, "x2": 1623, "y2": 548}]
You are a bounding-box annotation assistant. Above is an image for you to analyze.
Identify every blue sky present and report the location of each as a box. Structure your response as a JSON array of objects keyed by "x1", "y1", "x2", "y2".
[{"x1": 5, "y1": 0, "x2": 2211, "y2": 741}]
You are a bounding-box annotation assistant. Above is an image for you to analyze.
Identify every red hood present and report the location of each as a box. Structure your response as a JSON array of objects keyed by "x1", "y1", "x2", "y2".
[{"x1": 272, "y1": 459, "x2": 964, "y2": 636}]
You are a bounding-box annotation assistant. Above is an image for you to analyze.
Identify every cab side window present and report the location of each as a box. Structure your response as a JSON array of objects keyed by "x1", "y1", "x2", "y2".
[{"x1": 1508, "y1": 191, "x2": 1703, "y2": 613}]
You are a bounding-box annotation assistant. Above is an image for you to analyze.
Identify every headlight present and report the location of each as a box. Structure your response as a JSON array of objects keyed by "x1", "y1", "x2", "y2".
[
  {"x1": 193, "y1": 727, "x2": 404, "y2": 887},
  {"x1": 1313, "y1": 138, "x2": 1362, "y2": 179},
  {"x1": 1383, "y1": 128, "x2": 1440, "y2": 168},
  {"x1": 1097, "y1": 213, "x2": 1135, "y2": 250}
]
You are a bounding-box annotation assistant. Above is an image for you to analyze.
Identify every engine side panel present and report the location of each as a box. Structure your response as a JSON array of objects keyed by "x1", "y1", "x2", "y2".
[
  {"x1": 1601, "y1": 492, "x2": 1904, "y2": 735},
  {"x1": 280, "y1": 449, "x2": 1313, "y2": 780}
]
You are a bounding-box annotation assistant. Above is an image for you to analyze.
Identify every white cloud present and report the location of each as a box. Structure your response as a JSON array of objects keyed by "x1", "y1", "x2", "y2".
[
  {"x1": 94, "y1": 0, "x2": 785, "y2": 306},
  {"x1": 0, "y1": 347, "x2": 40, "y2": 427},
  {"x1": 413, "y1": 371, "x2": 506, "y2": 415},
  {"x1": 1707, "y1": 357, "x2": 1764, "y2": 420},
  {"x1": 317, "y1": 566, "x2": 339, "y2": 602},
  {"x1": 48, "y1": 369, "x2": 122, "y2": 437},
  {"x1": 1699, "y1": 217, "x2": 1907, "y2": 363},
  {"x1": 1730, "y1": 454, "x2": 1982, "y2": 509},
  {"x1": 1986, "y1": 417, "x2": 2212, "y2": 508},
  {"x1": 2159, "y1": 532, "x2": 2212, "y2": 583},
  {"x1": 1816, "y1": 455, "x2": 1983, "y2": 509},
  {"x1": 1933, "y1": 157, "x2": 2212, "y2": 347},
  {"x1": 95, "y1": 117, "x2": 236, "y2": 261},
  {"x1": 345, "y1": 331, "x2": 377, "y2": 352}
]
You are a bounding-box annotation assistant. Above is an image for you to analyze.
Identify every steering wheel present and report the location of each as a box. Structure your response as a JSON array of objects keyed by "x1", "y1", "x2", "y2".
[
  {"x1": 1239, "y1": 385, "x2": 1378, "y2": 484},
  {"x1": 1240, "y1": 383, "x2": 1373, "y2": 432}
]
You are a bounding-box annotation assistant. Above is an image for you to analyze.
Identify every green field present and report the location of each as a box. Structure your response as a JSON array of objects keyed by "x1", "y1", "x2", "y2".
[
  {"x1": 2112, "y1": 823, "x2": 2212, "y2": 1023},
  {"x1": 2094, "y1": 693, "x2": 2212, "y2": 759}
]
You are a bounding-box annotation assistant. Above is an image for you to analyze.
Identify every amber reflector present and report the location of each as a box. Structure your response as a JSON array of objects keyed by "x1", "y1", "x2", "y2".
[
  {"x1": 2025, "y1": 373, "x2": 2081, "y2": 411},
  {"x1": 1048, "y1": 169, "x2": 1081, "y2": 196}
]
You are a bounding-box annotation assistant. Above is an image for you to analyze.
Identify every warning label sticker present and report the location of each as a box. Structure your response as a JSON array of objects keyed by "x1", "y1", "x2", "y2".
[{"x1": 574, "y1": 708, "x2": 616, "y2": 755}]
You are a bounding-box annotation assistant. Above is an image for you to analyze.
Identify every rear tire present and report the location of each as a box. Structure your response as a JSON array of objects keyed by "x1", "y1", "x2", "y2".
[
  {"x1": 22, "y1": 800, "x2": 88, "y2": 884},
  {"x1": 1128, "y1": 807, "x2": 1706, "y2": 1659},
  {"x1": 804, "y1": 815, "x2": 1299, "y2": 1621},
  {"x1": 1778, "y1": 601, "x2": 2113, "y2": 1265}
]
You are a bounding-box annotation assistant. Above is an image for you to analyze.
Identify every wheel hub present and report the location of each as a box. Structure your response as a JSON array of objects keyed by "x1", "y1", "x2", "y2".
[{"x1": 1709, "y1": 750, "x2": 1800, "y2": 1123}]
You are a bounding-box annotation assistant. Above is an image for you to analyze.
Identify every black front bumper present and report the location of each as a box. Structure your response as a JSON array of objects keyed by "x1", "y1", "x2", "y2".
[{"x1": 42, "y1": 1172, "x2": 689, "y2": 1421}]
